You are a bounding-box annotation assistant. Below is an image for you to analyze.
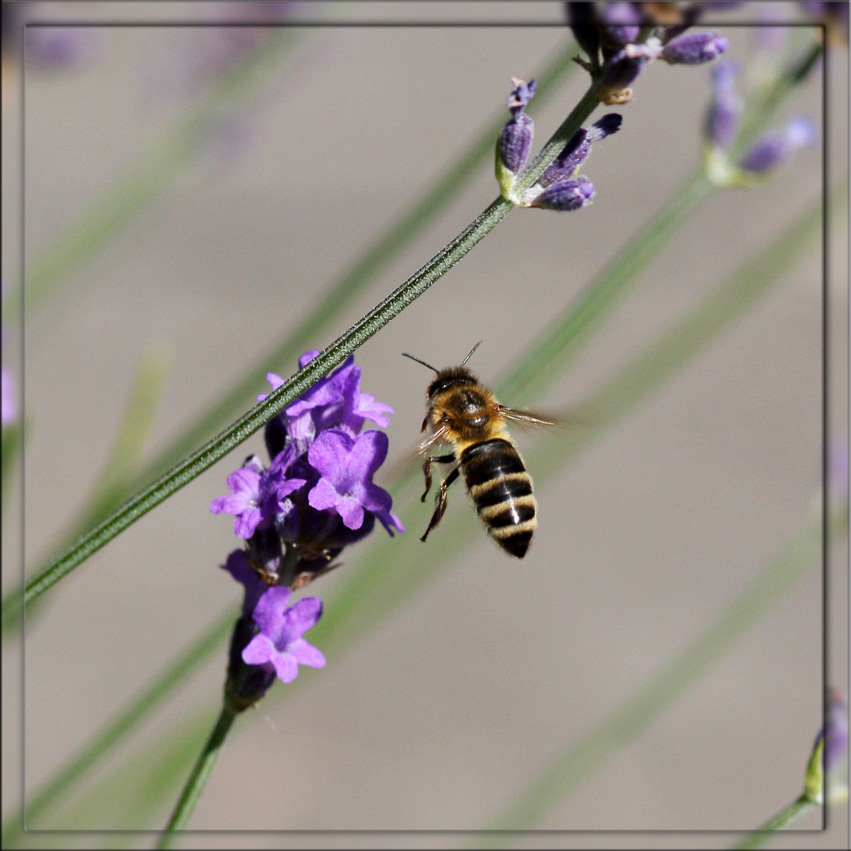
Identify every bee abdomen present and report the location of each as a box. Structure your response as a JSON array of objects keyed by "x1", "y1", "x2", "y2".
[{"x1": 460, "y1": 439, "x2": 537, "y2": 558}]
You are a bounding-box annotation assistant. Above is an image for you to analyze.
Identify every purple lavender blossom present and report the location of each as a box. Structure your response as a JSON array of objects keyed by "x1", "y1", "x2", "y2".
[
  {"x1": 704, "y1": 60, "x2": 742, "y2": 149},
  {"x1": 661, "y1": 31, "x2": 728, "y2": 64},
  {"x1": 739, "y1": 117, "x2": 818, "y2": 173},
  {"x1": 211, "y1": 462, "x2": 266, "y2": 539},
  {"x1": 566, "y1": 2, "x2": 729, "y2": 103},
  {"x1": 308, "y1": 429, "x2": 394, "y2": 530},
  {"x1": 241, "y1": 586, "x2": 325, "y2": 683},
  {"x1": 497, "y1": 77, "x2": 537, "y2": 183},
  {"x1": 530, "y1": 176, "x2": 596, "y2": 211}
]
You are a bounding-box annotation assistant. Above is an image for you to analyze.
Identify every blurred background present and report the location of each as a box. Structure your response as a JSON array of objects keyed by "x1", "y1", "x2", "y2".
[{"x1": 2, "y1": 1, "x2": 848, "y2": 848}]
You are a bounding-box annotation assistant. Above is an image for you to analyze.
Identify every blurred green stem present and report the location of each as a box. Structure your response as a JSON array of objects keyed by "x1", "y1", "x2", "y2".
[
  {"x1": 731, "y1": 795, "x2": 818, "y2": 850},
  {"x1": 156, "y1": 704, "x2": 235, "y2": 847}
]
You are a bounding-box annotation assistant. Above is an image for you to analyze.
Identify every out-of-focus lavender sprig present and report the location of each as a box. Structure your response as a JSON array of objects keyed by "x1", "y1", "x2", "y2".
[
  {"x1": 703, "y1": 54, "x2": 818, "y2": 186},
  {"x1": 496, "y1": 77, "x2": 622, "y2": 210},
  {"x1": 566, "y1": 2, "x2": 729, "y2": 105},
  {"x1": 804, "y1": 688, "x2": 849, "y2": 805},
  {"x1": 212, "y1": 350, "x2": 402, "y2": 711}
]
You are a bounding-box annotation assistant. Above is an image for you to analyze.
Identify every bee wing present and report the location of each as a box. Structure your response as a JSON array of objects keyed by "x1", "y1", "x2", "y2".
[
  {"x1": 496, "y1": 405, "x2": 565, "y2": 429},
  {"x1": 417, "y1": 423, "x2": 450, "y2": 454}
]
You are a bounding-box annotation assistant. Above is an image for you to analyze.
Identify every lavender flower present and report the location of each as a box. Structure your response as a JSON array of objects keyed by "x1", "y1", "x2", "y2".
[
  {"x1": 241, "y1": 586, "x2": 325, "y2": 684},
  {"x1": 214, "y1": 350, "x2": 402, "y2": 706},
  {"x1": 739, "y1": 117, "x2": 818, "y2": 173},
  {"x1": 567, "y1": 2, "x2": 729, "y2": 103},
  {"x1": 308, "y1": 430, "x2": 393, "y2": 530},
  {"x1": 805, "y1": 688, "x2": 849, "y2": 804}
]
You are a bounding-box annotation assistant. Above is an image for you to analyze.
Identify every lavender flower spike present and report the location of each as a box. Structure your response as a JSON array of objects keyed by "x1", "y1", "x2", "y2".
[
  {"x1": 740, "y1": 117, "x2": 817, "y2": 174},
  {"x1": 538, "y1": 113, "x2": 622, "y2": 188},
  {"x1": 242, "y1": 586, "x2": 325, "y2": 683},
  {"x1": 661, "y1": 31, "x2": 728, "y2": 65}
]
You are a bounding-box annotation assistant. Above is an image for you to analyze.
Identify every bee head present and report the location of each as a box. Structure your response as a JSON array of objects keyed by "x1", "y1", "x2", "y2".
[{"x1": 426, "y1": 366, "x2": 478, "y2": 401}]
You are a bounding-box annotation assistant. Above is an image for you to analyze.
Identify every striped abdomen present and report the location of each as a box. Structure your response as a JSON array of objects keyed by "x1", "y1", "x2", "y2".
[{"x1": 459, "y1": 438, "x2": 537, "y2": 558}]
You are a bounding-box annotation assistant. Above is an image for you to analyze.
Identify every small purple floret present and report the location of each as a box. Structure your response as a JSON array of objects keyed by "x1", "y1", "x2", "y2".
[
  {"x1": 661, "y1": 31, "x2": 728, "y2": 65},
  {"x1": 241, "y1": 586, "x2": 325, "y2": 683},
  {"x1": 814, "y1": 688, "x2": 849, "y2": 776},
  {"x1": 211, "y1": 465, "x2": 266, "y2": 539},
  {"x1": 307, "y1": 429, "x2": 393, "y2": 530}
]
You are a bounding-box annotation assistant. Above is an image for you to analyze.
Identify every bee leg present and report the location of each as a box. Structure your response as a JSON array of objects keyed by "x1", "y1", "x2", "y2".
[
  {"x1": 421, "y1": 466, "x2": 459, "y2": 542},
  {"x1": 421, "y1": 453, "x2": 456, "y2": 502}
]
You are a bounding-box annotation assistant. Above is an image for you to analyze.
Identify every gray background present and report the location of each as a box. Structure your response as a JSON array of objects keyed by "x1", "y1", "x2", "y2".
[{"x1": 3, "y1": 2, "x2": 848, "y2": 847}]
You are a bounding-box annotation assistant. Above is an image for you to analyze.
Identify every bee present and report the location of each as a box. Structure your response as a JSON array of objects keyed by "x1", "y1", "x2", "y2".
[{"x1": 403, "y1": 342, "x2": 559, "y2": 559}]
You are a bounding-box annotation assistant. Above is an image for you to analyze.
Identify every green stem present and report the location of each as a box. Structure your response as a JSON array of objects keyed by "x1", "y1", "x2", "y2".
[
  {"x1": 731, "y1": 795, "x2": 819, "y2": 849},
  {"x1": 22, "y1": 81, "x2": 602, "y2": 612},
  {"x1": 156, "y1": 704, "x2": 236, "y2": 846}
]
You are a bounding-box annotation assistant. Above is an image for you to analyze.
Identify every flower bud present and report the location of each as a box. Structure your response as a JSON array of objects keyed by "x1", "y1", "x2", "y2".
[
  {"x1": 602, "y1": 2, "x2": 641, "y2": 46},
  {"x1": 661, "y1": 31, "x2": 728, "y2": 65},
  {"x1": 739, "y1": 117, "x2": 817, "y2": 173},
  {"x1": 498, "y1": 112, "x2": 534, "y2": 176},
  {"x1": 704, "y1": 60, "x2": 742, "y2": 149},
  {"x1": 529, "y1": 176, "x2": 595, "y2": 211}
]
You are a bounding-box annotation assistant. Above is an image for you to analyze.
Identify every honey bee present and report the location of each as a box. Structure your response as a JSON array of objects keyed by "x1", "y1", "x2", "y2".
[{"x1": 404, "y1": 342, "x2": 559, "y2": 559}]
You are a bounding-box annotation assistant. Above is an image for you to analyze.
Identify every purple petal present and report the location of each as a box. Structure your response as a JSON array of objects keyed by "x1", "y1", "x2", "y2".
[
  {"x1": 337, "y1": 495, "x2": 365, "y2": 529},
  {"x1": 377, "y1": 511, "x2": 406, "y2": 537},
  {"x1": 530, "y1": 176, "x2": 595, "y2": 211},
  {"x1": 271, "y1": 652, "x2": 299, "y2": 683},
  {"x1": 210, "y1": 494, "x2": 248, "y2": 515},
  {"x1": 257, "y1": 372, "x2": 285, "y2": 403},
  {"x1": 242, "y1": 634, "x2": 274, "y2": 666},
  {"x1": 233, "y1": 507, "x2": 263, "y2": 540},
  {"x1": 356, "y1": 480, "x2": 393, "y2": 514},
  {"x1": 350, "y1": 430, "x2": 389, "y2": 480},
  {"x1": 251, "y1": 586, "x2": 291, "y2": 638},
  {"x1": 285, "y1": 596, "x2": 323, "y2": 633},
  {"x1": 308, "y1": 476, "x2": 342, "y2": 512},
  {"x1": 289, "y1": 639, "x2": 326, "y2": 669}
]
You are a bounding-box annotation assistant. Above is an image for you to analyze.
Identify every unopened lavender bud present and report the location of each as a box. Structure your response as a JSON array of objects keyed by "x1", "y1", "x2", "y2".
[
  {"x1": 740, "y1": 117, "x2": 817, "y2": 173},
  {"x1": 539, "y1": 128, "x2": 588, "y2": 188},
  {"x1": 538, "y1": 113, "x2": 622, "y2": 188},
  {"x1": 661, "y1": 31, "x2": 728, "y2": 65},
  {"x1": 530, "y1": 176, "x2": 595, "y2": 211},
  {"x1": 497, "y1": 77, "x2": 536, "y2": 196},
  {"x1": 602, "y1": 1, "x2": 641, "y2": 46},
  {"x1": 498, "y1": 112, "x2": 535, "y2": 176},
  {"x1": 704, "y1": 60, "x2": 742, "y2": 149}
]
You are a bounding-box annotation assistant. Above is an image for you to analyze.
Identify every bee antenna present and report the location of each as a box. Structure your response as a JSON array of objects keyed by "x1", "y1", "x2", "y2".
[
  {"x1": 461, "y1": 340, "x2": 483, "y2": 366},
  {"x1": 402, "y1": 352, "x2": 438, "y2": 373}
]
